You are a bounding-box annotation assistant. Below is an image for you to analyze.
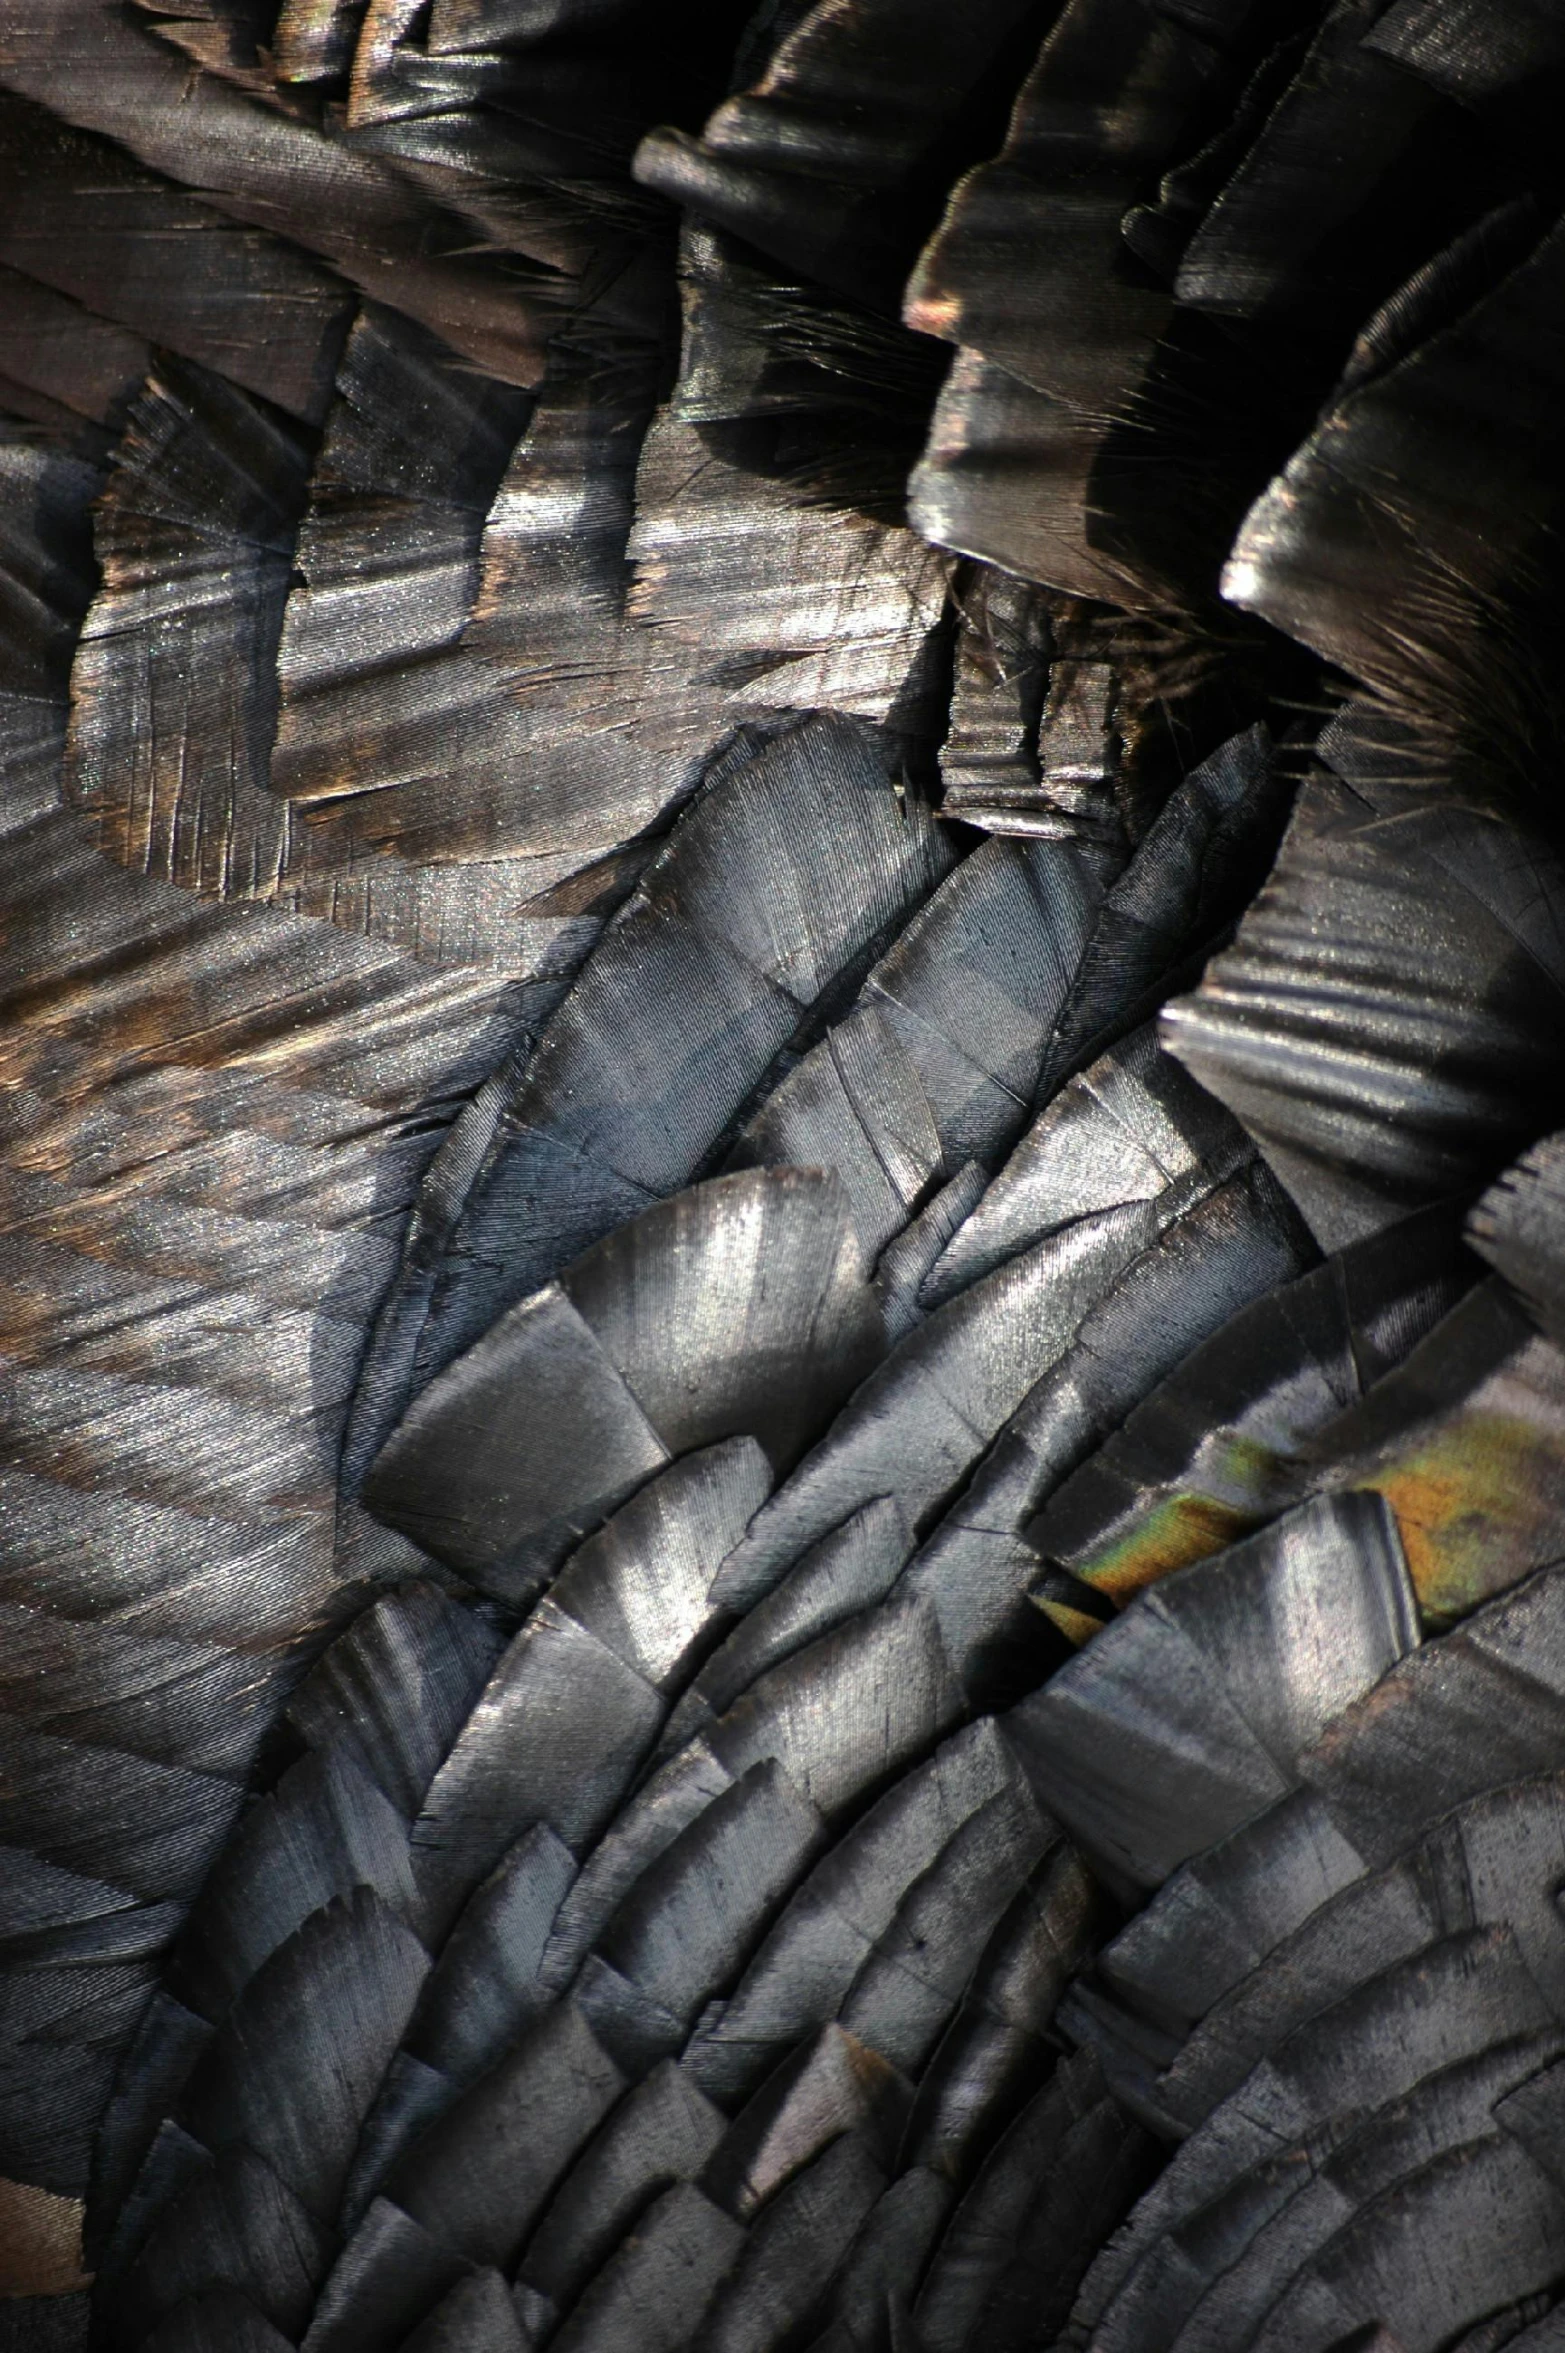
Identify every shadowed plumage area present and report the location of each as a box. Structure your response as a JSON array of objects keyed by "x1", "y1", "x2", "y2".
[{"x1": 7, "y1": 2, "x2": 1565, "y2": 2350}]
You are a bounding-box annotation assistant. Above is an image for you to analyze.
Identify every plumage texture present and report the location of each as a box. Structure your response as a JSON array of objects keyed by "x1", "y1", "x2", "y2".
[{"x1": 11, "y1": 0, "x2": 1565, "y2": 2346}]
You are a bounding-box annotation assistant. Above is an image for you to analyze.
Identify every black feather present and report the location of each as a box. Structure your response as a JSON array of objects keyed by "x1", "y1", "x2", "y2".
[
  {"x1": 382, "y1": 2001, "x2": 625, "y2": 2271},
  {"x1": 177, "y1": 1886, "x2": 429, "y2": 2221},
  {"x1": 363, "y1": 1168, "x2": 882, "y2": 1592},
  {"x1": 1031, "y1": 1202, "x2": 1474, "y2": 1617},
  {"x1": 517, "y1": 2061, "x2": 726, "y2": 2317},
  {"x1": 1007, "y1": 1491, "x2": 1419, "y2": 1892}
]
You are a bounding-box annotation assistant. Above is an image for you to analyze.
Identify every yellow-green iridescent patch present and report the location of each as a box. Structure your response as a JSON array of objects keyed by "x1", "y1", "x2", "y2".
[
  {"x1": 1351, "y1": 1400, "x2": 1565, "y2": 1623},
  {"x1": 1035, "y1": 1597, "x2": 1111, "y2": 1649},
  {"x1": 1040, "y1": 1337, "x2": 1565, "y2": 1644},
  {"x1": 1069, "y1": 1490, "x2": 1264, "y2": 1610}
]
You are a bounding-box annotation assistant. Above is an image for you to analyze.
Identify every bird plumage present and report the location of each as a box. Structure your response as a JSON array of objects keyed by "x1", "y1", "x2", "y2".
[{"x1": 8, "y1": 0, "x2": 1565, "y2": 2346}]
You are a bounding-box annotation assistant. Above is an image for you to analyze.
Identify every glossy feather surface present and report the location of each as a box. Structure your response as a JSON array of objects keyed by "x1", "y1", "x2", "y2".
[{"x1": 11, "y1": 0, "x2": 1565, "y2": 2345}]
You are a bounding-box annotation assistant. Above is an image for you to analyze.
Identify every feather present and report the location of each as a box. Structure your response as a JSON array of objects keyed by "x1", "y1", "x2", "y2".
[
  {"x1": 1499, "y1": 2317, "x2": 1565, "y2": 2353},
  {"x1": 938, "y1": 570, "x2": 1054, "y2": 835},
  {"x1": 732, "y1": 825, "x2": 1124, "y2": 1267},
  {"x1": 913, "y1": 2049, "x2": 1156, "y2": 2352},
  {"x1": 0, "y1": 1604, "x2": 264, "y2": 1778},
  {"x1": 802, "y1": 2164, "x2": 956, "y2": 2353},
  {"x1": 720, "y1": 1036, "x2": 1308, "y2": 1620},
  {"x1": 713, "y1": 1191, "x2": 1167, "y2": 1613},
  {"x1": 382, "y1": 2000, "x2": 625, "y2": 2271},
  {"x1": 1023, "y1": 723, "x2": 1295, "y2": 1114},
  {"x1": 546, "y1": 1439, "x2": 772, "y2": 1700},
  {"x1": 340, "y1": 2052, "x2": 454, "y2": 2234},
  {"x1": 0, "y1": 1730, "x2": 243, "y2": 1909},
  {"x1": 300, "y1": 2196, "x2": 472, "y2": 2353},
  {"x1": 836, "y1": 1779, "x2": 1052, "y2": 2074},
  {"x1": 908, "y1": 344, "x2": 1124, "y2": 605},
  {"x1": 539, "y1": 1744, "x2": 741, "y2": 2001},
  {"x1": 0, "y1": 0, "x2": 551, "y2": 384},
  {"x1": 64, "y1": 361, "x2": 306, "y2": 900},
  {"x1": 407, "y1": 1824, "x2": 577, "y2": 2091},
  {"x1": 273, "y1": 300, "x2": 533, "y2": 764},
  {"x1": 625, "y1": 378, "x2": 950, "y2": 697},
  {"x1": 580, "y1": 1760, "x2": 827, "y2": 2071},
  {"x1": 1032, "y1": 1202, "x2": 1474, "y2": 1615},
  {"x1": 704, "y1": 2025, "x2": 912, "y2": 2222},
  {"x1": 0, "y1": 262, "x2": 148, "y2": 436},
  {"x1": 396, "y1": 2268, "x2": 529, "y2": 2353},
  {"x1": 288, "y1": 259, "x2": 947, "y2": 898},
  {"x1": 699, "y1": 1589, "x2": 965, "y2": 1826},
  {"x1": 1173, "y1": 0, "x2": 1485, "y2": 334},
  {"x1": 115, "y1": 2144, "x2": 332, "y2": 2346},
  {"x1": 654, "y1": 213, "x2": 952, "y2": 527},
  {"x1": 1470, "y1": 1131, "x2": 1565, "y2": 1355},
  {"x1": 1007, "y1": 1491, "x2": 1419, "y2": 1892},
  {"x1": 0, "y1": 429, "x2": 97, "y2": 692},
  {"x1": 264, "y1": 348, "x2": 669, "y2": 880},
  {"x1": 543, "y1": 2181, "x2": 744, "y2": 2353},
  {"x1": 177, "y1": 1886, "x2": 429, "y2": 2222},
  {"x1": 1299, "y1": 1277, "x2": 1565, "y2": 1620},
  {"x1": 352, "y1": 1156, "x2": 679, "y2": 1547},
  {"x1": 1496, "y1": 2060, "x2": 1565, "y2": 2200},
  {"x1": 873, "y1": 1165, "x2": 989, "y2": 1343},
  {"x1": 1146, "y1": 1831, "x2": 1541, "y2": 2132},
  {"x1": 406, "y1": 1599, "x2": 667, "y2": 1942},
  {"x1": 92, "y1": 1577, "x2": 498, "y2": 2242},
  {"x1": 1259, "y1": 2133, "x2": 1565, "y2": 2353},
  {"x1": 634, "y1": 0, "x2": 1053, "y2": 310},
  {"x1": 517, "y1": 2061, "x2": 727, "y2": 2316},
  {"x1": 685, "y1": 1718, "x2": 1036, "y2": 2105},
  {"x1": 1031, "y1": 639, "x2": 1124, "y2": 843},
  {"x1": 915, "y1": 1158, "x2": 1318, "y2": 1700},
  {"x1": 1220, "y1": 213, "x2": 1565, "y2": 790},
  {"x1": 134, "y1": 0, "x2": 288, "y2": 108},
  {"x1": 87, "y1": 1997, "x2": 214, "y2": 2269},
  {"x1": 1081, "y1": 2130, "x2": 1402, "y2": 2349},
  {"x1": 357, "y1": 719, "x2": 945, "y2": 1429},
  {"x1": 1095, "y1": 1787, "x2": 1370, "y2": 2040},
  {"x1": 0, "y1": 1964, "x2": 171, "y2": 2202},
  {"x1": 898, "y1": 1842, "x2": 1100, "y2": 2179},
  {"x1": 1104, "y1": 1740, "x2": 1565, "y2": 2088},
  {"x1": 165, "y1": 1741, "x2": 417, "y2": 2022},
  {"x1": 283, "y1": 1582, "x2": 506, "y2": 1824},
  {"x1": 1296, "y1": 1565, "x2": 1565, "y2": 1869},
  {"x1": 0, "y1": 90, "x2": 347, "y2": 423},
  {"x1": 696, "y1": 2131, "x2": 888, "y2": 2353},
  {"x1": 340, "y1": 0, "x2": 757, "y2": 282},
  {"x1": 807, "y1": 2165, "x2": 957, "y2": 2351},
  {"x1": 0, "y1": 816, "x2": 512, "y2": 1675},
  {"x1": 665, "y1": 1498, "x2": 914, "y2": 1763},
  {"x1": 903, "y1": 0, "x2": 1211, "y2": 382},
  {"x1": 1162, "y1": 744, "x2": 1565, "y2": 1250},
  {"x1": 1120, "y1": 26, "x2": 1314, "y2": 284},
  {"x1": 363, "y1": 1167, "x2": 881, "y2": 1592},
  {"x1": 272, "y1": 0, "x2": 364, "y2": 88},
  {"x1": 921, "y1": 1026, "x2": 1247, "y2": 1308},
  {"x1": 1079, "y1": 1927, "x2": 1559, "y2": 2343},
  {"x1": 90, "y1": 2117, "x2": 207, "y2": 2288},
  {"x1": 65, "y1": 341, "x2": 592, "y2": 967},
  {"x1": 901, "y1": 0, "x2": 1192, "y2": 596},
  {"x1": 1365, "y1": 0, "x2": 1565, "y2": 116},
  {"x1": 902, "y1": 0, "x2": 1324, "y2": 605},
  {"x1": 1149, "y1": 2051, "x2": 1565, "y2": 2352}
]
